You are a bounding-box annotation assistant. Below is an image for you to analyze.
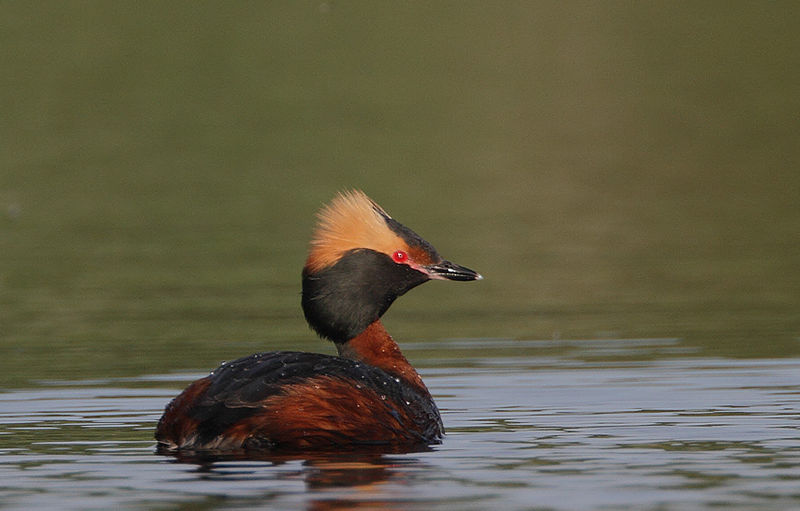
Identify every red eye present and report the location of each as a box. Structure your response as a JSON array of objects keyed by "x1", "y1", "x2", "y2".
[{"x1": 392, "y1": 250, "x2": 408, "y2": 263}]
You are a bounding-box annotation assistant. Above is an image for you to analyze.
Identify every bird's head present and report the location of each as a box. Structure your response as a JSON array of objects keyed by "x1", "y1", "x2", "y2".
[{"x1": 301, "y1": 190, "x2": 481, "y2": 343}]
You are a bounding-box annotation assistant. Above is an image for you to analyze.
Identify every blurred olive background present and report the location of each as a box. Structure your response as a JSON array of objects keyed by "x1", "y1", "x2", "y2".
[{"x1": 1, "y1": 2, "x2": 798, "y2": 386}]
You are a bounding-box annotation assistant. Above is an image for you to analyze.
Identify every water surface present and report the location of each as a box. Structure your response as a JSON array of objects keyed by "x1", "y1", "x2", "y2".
[{"x1": 2, "y1": 344, "x2": 799, "y2": 510}]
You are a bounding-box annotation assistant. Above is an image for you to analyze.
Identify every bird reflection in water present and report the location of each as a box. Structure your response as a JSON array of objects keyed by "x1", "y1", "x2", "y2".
[{"x1": 157, "y1": 443, "x2": 433, "y2": 511}]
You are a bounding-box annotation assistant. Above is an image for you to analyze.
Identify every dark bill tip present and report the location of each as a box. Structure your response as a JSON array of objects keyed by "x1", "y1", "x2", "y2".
[{"x1": 423, "y1": 260, "x2": 483, "y2": 281}]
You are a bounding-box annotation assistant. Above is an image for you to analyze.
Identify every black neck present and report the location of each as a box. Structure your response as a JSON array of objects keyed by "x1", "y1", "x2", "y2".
[{"x1": 301, "y1": 249, "x2": 429, "y2": 343}]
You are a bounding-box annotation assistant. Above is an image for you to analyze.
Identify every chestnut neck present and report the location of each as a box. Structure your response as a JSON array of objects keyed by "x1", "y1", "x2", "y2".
[{"x1": 336, "y1": 320, "x2": 429, "y2": 397}]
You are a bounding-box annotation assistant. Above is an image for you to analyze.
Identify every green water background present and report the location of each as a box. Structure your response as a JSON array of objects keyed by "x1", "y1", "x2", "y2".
[{"x1": 2, "y1": 2, "x2": 799, "y2": 386}]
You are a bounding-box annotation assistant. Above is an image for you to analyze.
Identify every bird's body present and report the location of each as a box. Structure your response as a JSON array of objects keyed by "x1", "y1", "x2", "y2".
[{"x1": 156, "y1": 191, "x2": 480, "y2": 451}]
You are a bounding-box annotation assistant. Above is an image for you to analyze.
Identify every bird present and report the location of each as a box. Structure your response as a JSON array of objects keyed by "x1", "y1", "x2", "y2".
[{"x1": 155, "y1": 190, "x2": 481, "y2": 451}]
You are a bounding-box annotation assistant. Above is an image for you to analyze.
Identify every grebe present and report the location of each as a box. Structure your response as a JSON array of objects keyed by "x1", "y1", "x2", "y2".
[{"x1": 155, "y1": 190, "x2": 481, "y2": 451}]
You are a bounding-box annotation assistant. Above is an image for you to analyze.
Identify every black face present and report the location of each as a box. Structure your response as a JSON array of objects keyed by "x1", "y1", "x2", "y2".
[{"x1": 302, "y1": 249, "x2": 430, "y2": 343}]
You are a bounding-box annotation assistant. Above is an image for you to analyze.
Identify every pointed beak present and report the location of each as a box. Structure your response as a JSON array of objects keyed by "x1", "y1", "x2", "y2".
[{"x1": 422, "y1": 260, "x2": 483, "y2": 281}]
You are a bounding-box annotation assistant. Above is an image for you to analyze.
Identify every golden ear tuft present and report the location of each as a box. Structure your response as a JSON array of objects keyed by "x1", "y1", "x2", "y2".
[{"x1": 305, "y1": 190, "x2": 404, "y2": 272}]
